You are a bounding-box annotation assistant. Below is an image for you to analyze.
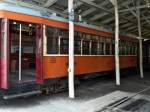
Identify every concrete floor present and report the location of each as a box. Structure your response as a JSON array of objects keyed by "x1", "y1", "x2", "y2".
[{"x1": 1, "y1": 71, "x2": 150, "y2": 112}]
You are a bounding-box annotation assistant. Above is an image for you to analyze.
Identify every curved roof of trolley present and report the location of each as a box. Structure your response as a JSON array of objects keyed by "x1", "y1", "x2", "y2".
[{"x1": 0, "y1": 1, "x2": 138, "y2": 41}]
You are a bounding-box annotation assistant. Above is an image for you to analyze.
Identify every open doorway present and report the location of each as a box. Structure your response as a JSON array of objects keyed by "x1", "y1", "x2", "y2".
[{"x1": 9, "y1": 20, "x2": 36, "y2": 85}]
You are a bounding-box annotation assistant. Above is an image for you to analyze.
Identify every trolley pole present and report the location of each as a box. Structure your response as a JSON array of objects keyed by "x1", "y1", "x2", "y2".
[
  {"x1": 137, "y1": 4, "x2": 144, "y2": 78},
  {"x1": 68, "y1": 0, "x2": 75, "y2": 98},
  {"x1": 110, "y1": 0, "x2": 120, "y2": 85}
]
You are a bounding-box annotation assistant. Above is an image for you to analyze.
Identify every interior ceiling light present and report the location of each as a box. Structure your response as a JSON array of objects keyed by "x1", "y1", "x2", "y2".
[
  {"x1": 29, "y1": 24, "x2": 32, "y2": 27},
  {"x1": 13, "y1": 22, "x2": 17, "y2": 25}
]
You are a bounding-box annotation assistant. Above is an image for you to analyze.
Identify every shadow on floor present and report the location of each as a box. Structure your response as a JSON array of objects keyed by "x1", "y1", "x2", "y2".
[{"x1": 1, "y1": 71, "x2": 150, "y2": 112}]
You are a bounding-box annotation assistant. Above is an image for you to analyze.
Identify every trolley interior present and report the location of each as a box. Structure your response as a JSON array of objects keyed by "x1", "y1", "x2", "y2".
[{"x1": 9, "y1": 20, "x2": 36, "y2": 85}]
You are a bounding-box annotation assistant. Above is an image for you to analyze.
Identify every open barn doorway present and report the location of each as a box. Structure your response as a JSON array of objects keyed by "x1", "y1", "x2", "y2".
[{"x1": 9, "y1": 20, "x2": 37, "y2": 85}]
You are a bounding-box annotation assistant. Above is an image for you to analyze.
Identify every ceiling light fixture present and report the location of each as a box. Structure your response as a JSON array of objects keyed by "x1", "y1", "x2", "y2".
[
  {"x1": 13, "y1": 22, "x2": 17, "y2": 25},
  {"x1": 29, "y1": 24, "x2": 32, "y2": 27}
]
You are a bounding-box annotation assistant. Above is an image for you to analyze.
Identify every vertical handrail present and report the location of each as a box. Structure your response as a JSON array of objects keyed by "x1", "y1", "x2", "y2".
[
  {"x1": 97, "y1": 41, "x2": 100, "y2": 55},
  {"x1": 80, "y1": 39, "x2": 83, "y2": 55},
  {"x1": 89, "y1": 40, "x2": 92, "y2": 55},
  {"x1": 58, "y1": 36, "x2": 61, "y2": 54},
  {"x1": 19, "y1": 24, "x2": 22, "y2": 82}
]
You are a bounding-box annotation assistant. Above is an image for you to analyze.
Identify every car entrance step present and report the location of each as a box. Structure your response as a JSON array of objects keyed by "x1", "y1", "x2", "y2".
[{"x1": 3, "y1": 90, "x2": 42, "y2": 100}]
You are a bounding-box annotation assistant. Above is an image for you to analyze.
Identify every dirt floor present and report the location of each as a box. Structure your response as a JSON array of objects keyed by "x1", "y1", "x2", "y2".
[{"x1": 1, "y1": 71, "x2": 150, "y2": 112}]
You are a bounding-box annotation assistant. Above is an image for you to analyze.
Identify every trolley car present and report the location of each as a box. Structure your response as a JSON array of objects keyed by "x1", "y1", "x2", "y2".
[{"x1": 0, "y1": 2, "x2": 138, "y2": 99}]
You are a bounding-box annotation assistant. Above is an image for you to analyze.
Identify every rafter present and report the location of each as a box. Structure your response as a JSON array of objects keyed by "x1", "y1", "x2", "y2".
[
  {"x1": 120, "y1": 23, "x2": 133, "y2": 29},
  {"x1": 81, "y1": 0, "x2": 108, "y2": 17},
  {"x1": 63, "y1": 1, "x2": 83, "y2": 13},
  {"x1": 11, "y1": 0, "x2": 150, "y2": 38},
  {"x1": 43, "y1": 0, "x2": 57, "y2": 7},
  {"x1": 101, "y1": 17, "x2": 114, "y2": 24},
  {"x1": 89, "y1": 0, "x2": 134, "y2": 21},
  {"x1": 123, "y1": 25, "x2": 137, "y2": 32},
  {"x1": 119, "y1": 5, "x2": 147, "y2": 13}
]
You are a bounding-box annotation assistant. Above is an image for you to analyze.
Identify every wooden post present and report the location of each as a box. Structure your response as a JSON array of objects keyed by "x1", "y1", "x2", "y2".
[
  {"x1": 115, "y1": 0, "x2": 120, "y2": 85},
  {"x1": 68, "y1": 0, "x2": 75, "y2": 98},
  {"x1": 110, "y1": 0, "x2": 120, "y2": 85},
  {"x1": 137, "y1": 7, "x2": 144, "y2": 78}
]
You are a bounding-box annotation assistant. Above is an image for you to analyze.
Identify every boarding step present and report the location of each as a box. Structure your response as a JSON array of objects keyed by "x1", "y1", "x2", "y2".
[
  {"x1": 3, "y1": 90, "x2": 42, "y2": 100},
  {"x1": 7, "y1": 82, "x2": 40, "y2": 95}
]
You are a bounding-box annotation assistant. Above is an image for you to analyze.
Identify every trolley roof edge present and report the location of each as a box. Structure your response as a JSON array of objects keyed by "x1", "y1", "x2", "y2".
[{"x1": 0, "y1": 2, "x2": 138, "y2": 42}]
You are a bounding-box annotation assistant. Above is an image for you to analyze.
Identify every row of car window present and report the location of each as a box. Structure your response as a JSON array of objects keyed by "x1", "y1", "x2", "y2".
[{"x1": 46, "y1": 26, "x2": 137, "y2": 55}]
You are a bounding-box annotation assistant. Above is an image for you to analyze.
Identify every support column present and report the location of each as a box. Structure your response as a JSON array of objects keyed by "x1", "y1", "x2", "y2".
[
  {"x1": 137, "y1": 7, "x2": 144, "y2": 78},
  {"x1": 68, "y1": 0, "x2": 75, "y2": 98},
  {"x1": 115, "y1": 0, "x2": 120, "y2": 85},
  {"x1": 110, "y1": 0, "x2": 120, "y2": 85}
]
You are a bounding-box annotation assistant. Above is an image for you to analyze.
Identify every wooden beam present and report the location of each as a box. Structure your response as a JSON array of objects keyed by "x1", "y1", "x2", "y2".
[{"x1": 68, "y1": 0, "x2": 75, "y2": 98}]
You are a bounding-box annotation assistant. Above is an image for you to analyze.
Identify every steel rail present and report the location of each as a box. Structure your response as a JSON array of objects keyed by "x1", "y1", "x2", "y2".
[{"x1": 100, "y1": 85, "x2": 150, "y2": 112}]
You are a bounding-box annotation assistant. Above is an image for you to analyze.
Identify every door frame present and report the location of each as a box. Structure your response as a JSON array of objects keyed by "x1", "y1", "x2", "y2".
[
  {"x1": 0, "y1": 20, "x2": 44, "y2": 89},
  {"x1": 36, "y1": 24, "x2": 43, "y2": 84},
  {"x1": 0, "y1": 18, "x2": 9, "y2": 89}
]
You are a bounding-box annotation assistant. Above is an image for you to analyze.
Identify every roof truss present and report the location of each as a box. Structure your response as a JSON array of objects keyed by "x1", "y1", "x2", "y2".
[{"x1": 17, "y1": 0, "x2": 150, "y2": 38}]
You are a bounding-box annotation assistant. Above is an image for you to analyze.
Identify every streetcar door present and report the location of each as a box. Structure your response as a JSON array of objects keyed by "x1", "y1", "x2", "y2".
[
  {"x1": 10, "y1": 21, "x2": 37, "y2": 85},
  {"x1": 0, "y1": 18, "x2": 9, "y2": 89},
  {"x1": 36, "y1": 25, "x2": 43, "y2": 84}
]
